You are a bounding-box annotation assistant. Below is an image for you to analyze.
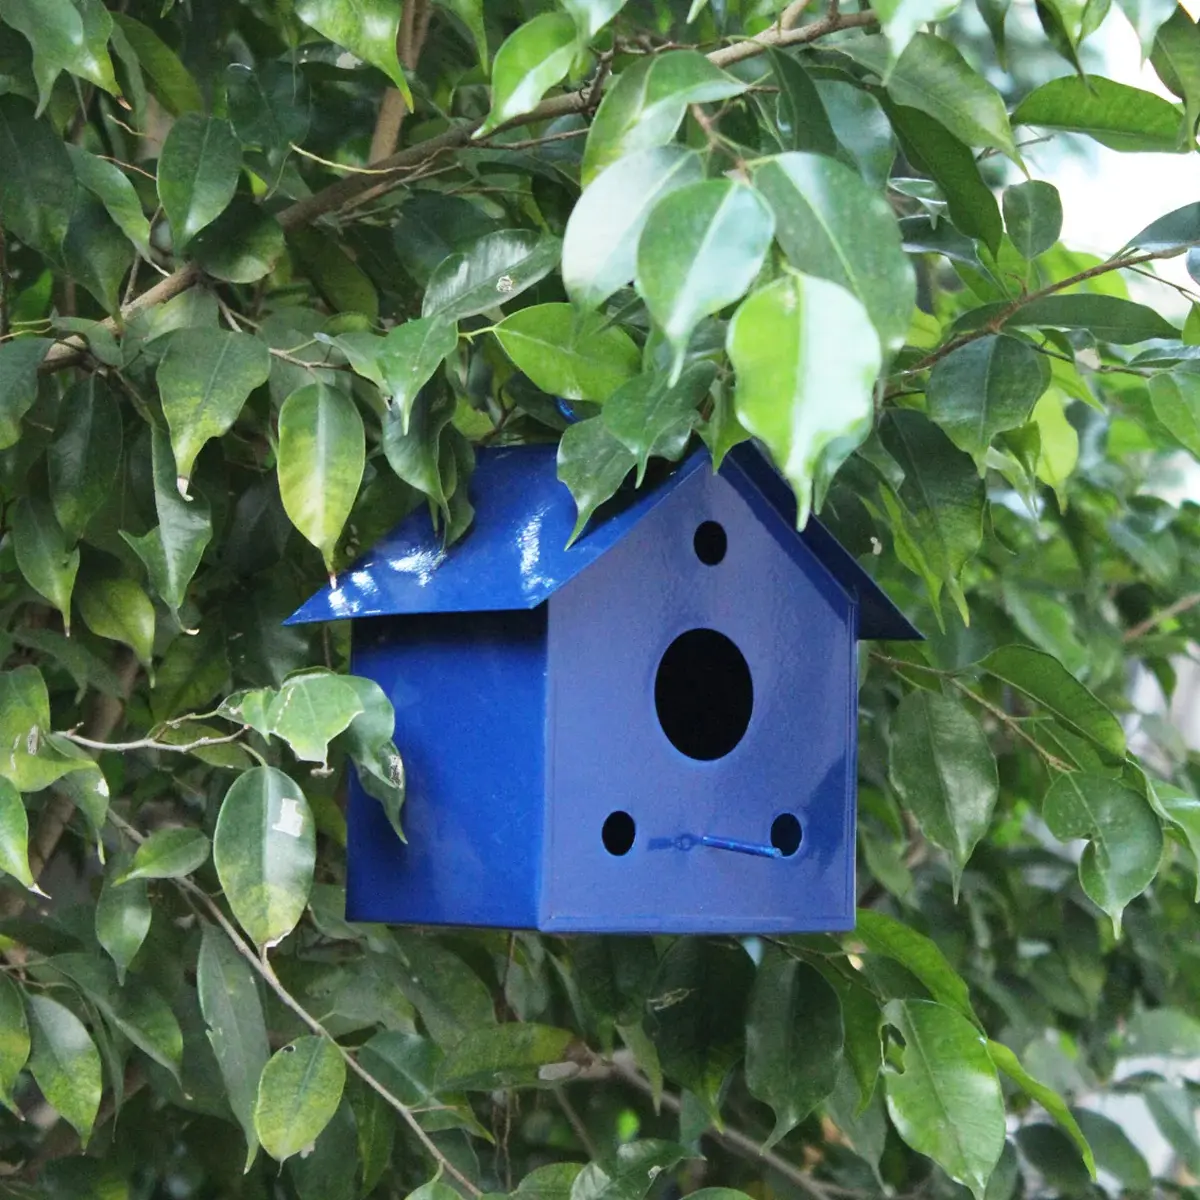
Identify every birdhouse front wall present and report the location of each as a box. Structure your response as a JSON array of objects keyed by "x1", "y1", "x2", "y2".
[
  {"x1": 346, "y1": 608, "x2": 548, "y2": 929},
  {"x1": 541, "y1": 463, "x2": 858, "y2": 933}
]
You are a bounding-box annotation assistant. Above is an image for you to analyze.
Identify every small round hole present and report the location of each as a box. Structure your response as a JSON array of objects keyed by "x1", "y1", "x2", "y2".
[
  {"x1": 693, "y1": 520, "x2": 727, "y2": 565},
  {"x1": 771, "y1": 813, "x2": 802, "y2": 857},
  {"x1": 602, "y1": 811, "x2": 636, "y2": 856}
]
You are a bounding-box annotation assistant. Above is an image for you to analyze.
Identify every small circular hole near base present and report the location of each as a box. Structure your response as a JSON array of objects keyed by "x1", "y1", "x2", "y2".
[
  {"x1": 602, "y1": 811, "x2": 636, "y2": 856},
  {"x1": 771, "y1": 813, "x2": 802, "y2": 857}
]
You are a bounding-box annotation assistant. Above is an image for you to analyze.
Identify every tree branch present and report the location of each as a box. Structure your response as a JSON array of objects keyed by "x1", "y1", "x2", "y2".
[
  {"x1": 37, "y1": 10, "x2": 877, "y2": 376},
  {"x1": 368, "y1": 0, "x2": 431, "y2": 164},
  {"x1": 1124, "y1": 591, "x2": 1200, "y2": 642}
]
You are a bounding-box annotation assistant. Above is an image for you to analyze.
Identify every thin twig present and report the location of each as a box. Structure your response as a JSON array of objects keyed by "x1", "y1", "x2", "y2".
[
  {"x1": 554, "y1": 1088, "x2": 599, "y2": 1159},
  {"x1": 61, "y1": 729, "x2": 246, "y2": 754},
  {"x1": 1124, "y1": 592, "x2": 1200, "y2": 642}
]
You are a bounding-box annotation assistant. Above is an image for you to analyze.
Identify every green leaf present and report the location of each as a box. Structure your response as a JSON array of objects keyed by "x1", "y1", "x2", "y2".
[
  {"x1": 0, "y1": 973, "x2": 29, "y2": 1111},
  {"x1": 277, "y1": 383, "x2": 365, "y2": 574},
  {"x1": 854, "y1": 909, "x2": 977, "y2": 1022},
  {"x1": 561, "y1": 0, "x2": 626, "y2": 38},
  {"x1": 378, "y1": 317, "x2": 459, "y2": 432},
  {"x1": 1070, "y1": 1109, "x2": 1150, "y2": 1191},
  {"x1": 47, "y1": 375, "x2": 122, "y2": 543},
  {"x1": 1124, "y1": 1006, "x2": 1200, "y2": 1055},
  {"x1": 1151, "y1": 6, "x2": 1200, "y2": 143},
  {"x1": 647, "y1": 939, "x2": 754, "y2": 1119},
  {"x1": 875, "y1": 0, "x2": 962, "y2": 58},
  {"x1": 603, "y1": 362, "x2": 715, "y2": 484},
  {"x1": 477, "y1": 13, "x2": 577, "y2": 137},
  {"x1": 11, "y1": 496, "x2": 78, "y2": 632},
  {"x1": 1007, "y1": 294, "x2": 1178, "y2": 342},
  {"x1": 116, "y1": 827, "x2": 210, "y2": 883},
  {"x1": 888, "y1": 692, "x2": 998, "y2": 893},
  {"x1": 110, "y1": 13, "x2": 203, "y2": 115},
  {"x1": 434, "y1": 0, "x2": 488, "y2": 70},
  {"x1": 494, "y1": 303, "x2": 640, "y2": 402},
  {"x1": 67, "y1": 146, "x2": 151, "y2": 256},
  {"x1": 768, "y1": 49, "x2": 839, "y2": 156},
  {"x1": 1148, "y1": 781, "x2": 1200, "y2": 898},
  {"x1": 1042, "y1": 772, "x2": 1163, "y2": 934},
  {"x1": 882, "y1": 999, "x2": 1006, "y2": 1200},
  {"x1": 570, "y1": 1141, "x2": 693, "y2": 1200},
  {"x1": 1013, "y1": 75, "x2": 1184, "y2": 151},
  {"x1": 381, "y1": 388, "x2": 455, "y2": 514},
  {"x1": 754, "y1": 152, "x2": 916, "y2": 354},
  {"x1": 95, "y1": 869, "x2": 151, "y2": 985},
  {"x1": 121, "y1": 426, "x2": 213, "y2": 619},
  {"x1": 728, "y1": 274, "x2": 881, "y2": 528},
  {"x1": 267, "y1": 671, "x2": 365, "y2": 766},
  {"x1": 0, "y1": 777, "x2": 37, "y2": 894},
  {"x1": 26, "y1": 995, "x2": 102, "y2": 1147},
  {"x1": 157, "y1": 113, "x2": 242, "y2": 248},
  {"x1": 745, "y1": 947, "x2": 843, "y2": 1149},
  {"x1": 635, "y1": 179, "x2": 773, "y2": 375},
  {"x1": 563, "y1": 145, "x2": 704, "y2": 311},
  {"x1": 213, "y1": 766, "x2": 316, "y2": 949},
  {"x1": 0, "y1": 336, "x2": 51, "y2": 450},
  {"x1": 1149, "y1": 370, "x2": 1200, "y2": 456},
  {"x1": 0, "y1": 0, "x2": 116, "y2": 113},
  {"x1": 197, "y1": 922, "x2": 270, "y2": 1169},
  {"x1": 986, "y1": 1040, "x2": 1095, "y2": 1177},
  {"x1": 557, "y1": 416, "x2": 637, "y2": 543},
  {"x1": 0, "y1": 97, "x2": 75, "y2": 256},
  {"x1": 294, "y1": 0, "x2": 409, "y2": 100},
  {"x1": 423, "y1": 230, "x2": 560, "y2": 323},
  {"x1": 1031, "y1": 390, "x2": 1078, "y2": 506},
  {"x1": 1145, "y1": 1083, "x2": 1200, "y2": 1175},
  {"x1": 1125, "y1": 200, "x2": 1200, "y2": 254},
  {"x1": 254, "y1": 1035, "x2": 346, "y2": 1162},
  {"x1": 336, "y1": 675, "x2": 406, "y2": 839},
  {"x1": 582, "y1": 50, "x2": 747, "y2": 185},
  {"x1": 437, "y1": 1024, "x2": 575, "y2": 1090},
  {"x1": 226, "y1": 61, "x2": 312, "y2": 157},
  {"x1": 158, "y1": 328, "x2": 270, "y2": 488},
  {"x1": 979, "y1": 645, "x2": 1125, "y2": 758},
  {"x1": 927, "y1": 335, "x2": 1050, "y2": 460},
  {"x1": 189, "y1": 200, "x2": 286, "y2": 284},
  {"x1": 61, "y1": 191, "x2": 135, "y2": 313},
  {"x1": 0, "y1": 666, "x2": 98, "y2": 792},
  {"x1": 1002, "y1": 180, "x2": 1063, "y2": 259}
]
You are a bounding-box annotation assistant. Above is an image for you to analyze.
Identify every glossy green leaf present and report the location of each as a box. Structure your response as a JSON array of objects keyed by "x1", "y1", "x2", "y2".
[
  {"x1": 47, "y1": 375, "x2": 122, "y2": 544},
  {"x1": 379, "y1": 317, "x2": 459, "y2": 432},
  {"x1": 986, "y1": 1040, "x2": 1095, "y2": 1176},
  {"x1": 728, "y1": 274, "x2": 881, "y2": 528},
  {"x1": 582, "y1": 50, "x2": 747, "y2": 184},
  {"x1": 1145, "y1": 1083, "x2": 1200, "y2": 1175},
  {"x1": 438, "y1": 1024, "x2": 575, "y2": 1090},
  {"x1": 213, "y1": 766, "x2": 316, "y2": 948},
  {"x1": 883, "y1": 999, "x2": 1006, "y2": 1199},
  {"x1": 189, "y1": 200, "x2": 286, "y2": 284},
  {"x1": 745, "y1": 947, "x2": 843, "y2": 1148},
  {"x1": 12, "y1": 496, "x2": 78, "y2": 632},
  {"x1": 563, "y1": 145, "x2": 704, "y2": 310},
  {"x1": 434, "y1": 0, "x2": 488, "y2": 69},
  {"x1": 557, "y1": 416, "x2": 637, "y2": 543},
  {"x1": 26, "y1": 995, "x2": 102, "y2": 1146},
  {"x1": 95, "y1": 869, "x2": 151, "y2": 985},
  {"x1": 117, "y1": 827, "x2": 210, "y2": 883},
  {"x1": 647, "y1": 939, "x2": 755, "y2": 1118},
  {"x1": 0, "y1": 336, "x2": 51, "y2": 450},
  {"x1": 254, "y1": 1035, "x2": 346, "y2": 1162},
  {"x1": 603, "y1": 362, "x2": 715, "y2": 484},
  {"x1": 1149, "y1": 370, "x2": 1200, "y2": 456},
  {"x1": 927, "y1": 335, "x2": 1050, "y2": 460},
  {"x1": 1008, "y1": 294, "x2": 1178, "y2": 341},
  {"x1": 0, "y1": 667, "x2": 96, "y2": 793},
  {"x1": 158, "y1": 328, "x2": 270, "y2": 488},
  {"x1": 1031, "y1": 390, "x2": 1078, "y2": 506},
  {"x1": 1070, "y1": 1109, "x2": 1150, "y2": 1191},
  {"x1": 495, "y1": 303, "x2": 640, "y2": 402},
  {"x1": 980, "y1": 645, "x2": 1125, "y2": 758},
  {"x1": 0, "y1": 0, "x2": 116, "y2": 112},
  {"x1": 157, "y1": 114, "x2": 242, "y2": 248},
  {"x1": 337, "y1": 674, "x2": 406, "y2": 839},
  {"x1": 1013, "y1": 75, "x2": 1183, "y2": 151},
  {"x1": 0, "y1": 973, "x2": 29, "y2": 1111},
  {"x1": 423, "y1": 229, "x2": 560, "y2": 323},
  {"x1": 1125, "y1": 200, "x2": 1200, "y2": 255},
  {"x1": 1003, "y1": 180, "x2": 1063, "y2": 259},
  {"x1": 754, "y1": 152, "x2": 916, "y2": 354},
  {"x1": 768, "y1": 48, "x2": 839, "y2": 156},
  {"x1": 875, "y1": 0, "x2": 961, "y2": 58},
  {"x1": 0, "y1": 97, "x2": 75, "y2": 255},
  {"x1": 571, "y1": 1140, "x2": 692, "y2": 1200},
  {"x1": 226, "y1": 61, "x2": 312, "y2": 156},
  {"x1": 110, "y1": 12, "x2": 203, "y2": 115},
  {"x1": 477, "y1": 13, "x2": 577, "y2": 137},
  {"x1": 636, "y1": 179, "x2": 774, "y2": 375},
  {"x1": 277, "y1": 383, "x2": 365, "y2": 573},
  {"x1": 562, "y1": 0, "x2": 626, "y2": 37},
  {"x1": 198, "y1": 922, "x2": 269, "y2": 1168},
  {"x1": 0, "y1": 775, "x2": 34, "y2": 896},
  {"x1": 61, "y1": 192, "x2": 135, "y2": 313},
  {"x1": 267, "y1": 671, "x2": 365, "y2": 766},
  {"x1": 381, "y1": 388, "x2": 455, "y2": 514},
  {"x1": 68, "y1": 146, "x2": 151, "y2": 256},
  {"x1": 889, "y1": 692, "x2": 998, "y2": 893},
  {"x1": 1119, "y1": 0, "x2": 1177, "y2": 53},
  {"x1": 1042, "y1": 772, "x2": 1163, "y2": 933},
  {"x1": 1152, "y1": 6, "x2": 1200, "y2": 142}
]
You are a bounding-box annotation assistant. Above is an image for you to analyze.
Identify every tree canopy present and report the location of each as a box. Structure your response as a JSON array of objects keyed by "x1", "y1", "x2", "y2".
[{"x1": 3, "y1": 0, "x2": 1200, "y2": 1196}]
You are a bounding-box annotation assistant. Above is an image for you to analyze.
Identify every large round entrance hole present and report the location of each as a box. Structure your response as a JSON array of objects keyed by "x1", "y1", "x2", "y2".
[
  {"x1": 602, "y1": 810, "x2": 636, "y2": 856},
  {"x1": 654, "y1": 628, "x2": 753, "y2": 760},
  {"x1": 771, "y1": 812, "x2": 803, "y2": 857}
]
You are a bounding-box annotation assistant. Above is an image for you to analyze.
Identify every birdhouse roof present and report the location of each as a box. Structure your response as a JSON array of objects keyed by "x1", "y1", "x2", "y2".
[{"x1": 286, "y1": 442, "x2": 920, "y2": 640}]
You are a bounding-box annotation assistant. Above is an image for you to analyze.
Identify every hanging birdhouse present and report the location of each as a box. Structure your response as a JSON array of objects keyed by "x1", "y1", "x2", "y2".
[{"x1": 288, "y1": 443, "x2": 919, "y2": 933}]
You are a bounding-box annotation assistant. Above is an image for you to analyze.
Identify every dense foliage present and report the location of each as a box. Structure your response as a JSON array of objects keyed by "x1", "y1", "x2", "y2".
[{"x1": 7, "y1": 0, "x2": 1200, "y2": 1196}]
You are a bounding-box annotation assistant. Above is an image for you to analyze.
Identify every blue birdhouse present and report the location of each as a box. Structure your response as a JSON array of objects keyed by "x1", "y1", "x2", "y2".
[{"x1": 287, "y1": 443, "x2": 918, "y2": 934}]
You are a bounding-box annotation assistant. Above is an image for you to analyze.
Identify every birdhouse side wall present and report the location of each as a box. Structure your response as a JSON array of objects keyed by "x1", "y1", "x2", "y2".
[{"x1": 346, "y1": 609, "x2": 548, "y2": 928}]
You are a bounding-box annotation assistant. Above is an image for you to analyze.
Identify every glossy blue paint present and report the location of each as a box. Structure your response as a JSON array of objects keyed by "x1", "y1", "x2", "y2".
[{"x1": 291, "y1": 442, "x2": 920, "y2": 933}]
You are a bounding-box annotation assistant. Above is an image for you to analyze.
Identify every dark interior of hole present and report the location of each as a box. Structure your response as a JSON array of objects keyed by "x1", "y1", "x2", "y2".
[
  {"x1": 771, "y1": 812, "x2": 803, "y2": 856},
  {"x1": 693, "y1": 520, "x2": 727, "y2": 565},
  {"x1": 655, "y1": 628, "x2": 753, "y2": 761},
  {"x1": 602, "y1": 810, "x2": 636, "y2": 856}
]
